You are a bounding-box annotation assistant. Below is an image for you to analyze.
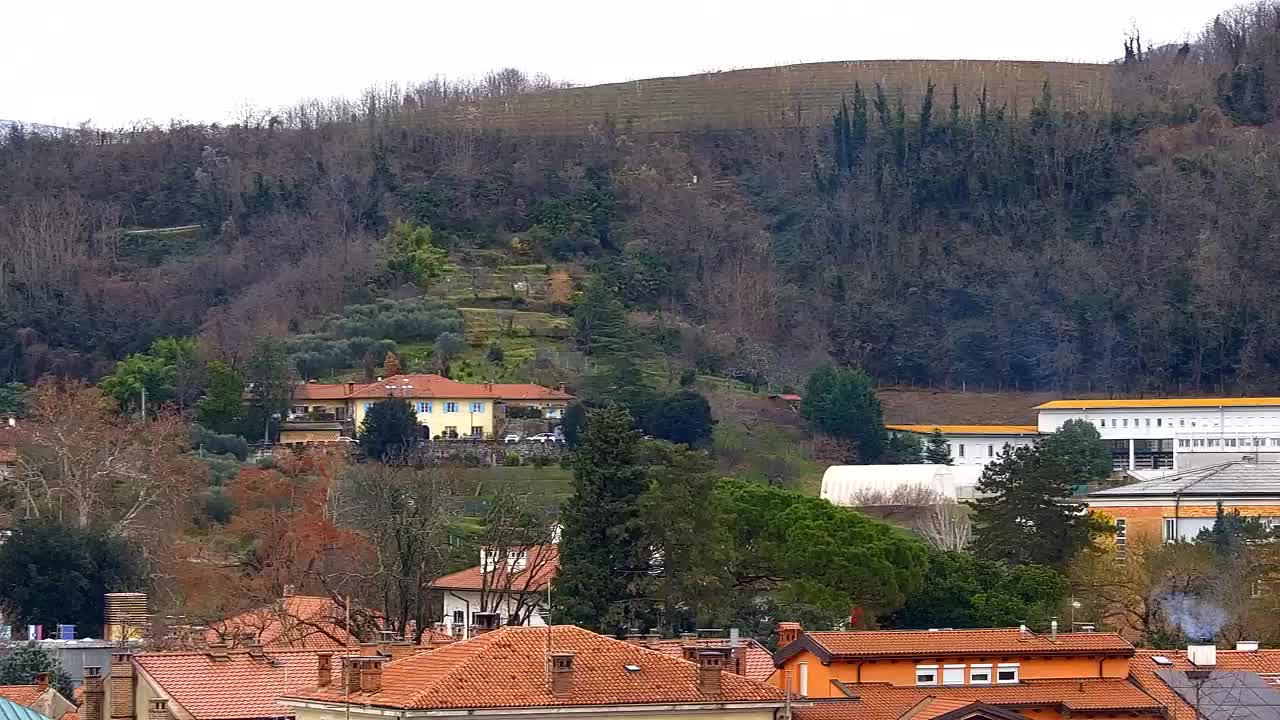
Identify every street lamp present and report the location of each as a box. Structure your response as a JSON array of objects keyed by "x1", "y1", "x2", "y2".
[{"x1": 1070, "y1": 599, "x2": 1082, "y2": 628}]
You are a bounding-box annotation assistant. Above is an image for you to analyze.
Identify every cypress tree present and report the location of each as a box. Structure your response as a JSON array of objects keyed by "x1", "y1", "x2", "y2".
[
  {"x1": 919, "y1": 79, "x2": 936, "y2": 156},
  {"x1": 851, "y1": 83, "x2": 868, "y2": 167},
  {"x1": 553, "y1": 406, "x2": 649, "y2": 631}
]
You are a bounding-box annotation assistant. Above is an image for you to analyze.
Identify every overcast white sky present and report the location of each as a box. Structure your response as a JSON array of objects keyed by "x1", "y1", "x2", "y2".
[{"x1": 2, "y1": 0, "x2": 1240, "y2": 128}]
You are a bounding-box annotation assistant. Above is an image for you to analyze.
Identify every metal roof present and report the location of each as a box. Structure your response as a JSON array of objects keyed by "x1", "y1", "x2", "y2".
[
  {"x1": 1088, "y1": 462, "x2": 1280, "y2": 498},
  {"x1": 1036, "y1": 397, "x2": 1280, "y2": 409},
  {"x1": 0, "y1": 697, "x2": 51, "y2": 720},
  {"x1": 1157, "y1": 669, "x2": 1280, "y2": 720},
  {"x1": 885, "y1": 425, "x2": 1040, "y2": 436}
]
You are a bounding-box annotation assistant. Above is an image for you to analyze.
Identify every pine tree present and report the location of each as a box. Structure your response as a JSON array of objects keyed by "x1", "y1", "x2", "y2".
[
  {"x1": 924, "y1": 429, "x2": 953, "y2": 465},
  {"x1": 851, "y1": 83, "x2": 868, "y2": 166},
  {"x1": 553, "y1": 406, "x2": 649, "y2": 631},
  {"x1": 918, "y1": 78, "x2": 936, "y2": 156}
]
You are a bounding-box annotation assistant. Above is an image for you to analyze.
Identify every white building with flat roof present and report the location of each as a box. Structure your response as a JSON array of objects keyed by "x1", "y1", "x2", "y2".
[
  {"x1": 1035, "y1": 397, "x2": 1280, "y2": 471},
  {"x1": 885, "y1": 424, "x2": 1040, "y2": 466}
]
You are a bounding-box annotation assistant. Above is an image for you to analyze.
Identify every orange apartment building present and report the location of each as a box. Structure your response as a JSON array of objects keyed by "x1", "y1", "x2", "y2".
[
  {"x1": 1083, "y1": 461, "x2": 1280, "y2": 546},
  {"x1": 773, "y1": 624, "x2": 1167, "y2": 720}
]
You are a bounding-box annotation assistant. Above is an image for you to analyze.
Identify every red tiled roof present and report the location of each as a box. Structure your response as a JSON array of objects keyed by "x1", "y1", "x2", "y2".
[
  {"x1": 1130, "y1": 649, "x2": 1280, "y2": 720},
  {"x1": 206, "y1": 596, "x2": 355, "y2": 649},
  {"x1": 791, "y1": 680, "x2": 1164, "y2": 720},
  {"x1": 429, "y1": 546, "x2": 559, "y2": 592},
  {"x1": 59, "y1": 712, "x2": 77, "y2": 720},
  {"x1": 296, "y1": 375, "x2": 572, "y2": 402},
  {"x1": 285, "y1": 625, "x2": 784, "y2": 710},
  {"x1": 135, "y1": 649, "x2": 354, "y2": 720},
  {"x1": 0, "y1": 687, "x2": 44, "y2": 707},
  {"x1": 419, "y1": 628, "x2": 457, "y2": 648},
  {"x1": 644, "y1": 638, "x2": 776, "y2": 684},
  {"x1": 797, "y1": 628, "x2": 1133, "y2": 660}
]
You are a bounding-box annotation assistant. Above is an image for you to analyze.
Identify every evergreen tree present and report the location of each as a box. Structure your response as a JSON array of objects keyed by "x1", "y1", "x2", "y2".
[
  {"x1": 0, "y1": 643, "x2": 74, "y2": 699},
  {"x1": 851, "y1": 83, "x2": 868, "y2": 167},
  {"x1": 383, "y1": 351, "x2": 403, "y2": 377},
  {"x1": 801, "y1": 364, "x2": 887, "y2": 462},
  {"x1": 1039, "y1": 418, "x2": 1111, "y2": 486},
  {"x1": 554, "y1": 406, "x2": 649, "y2": 631},
  {"x1": 918, "y1": 79, "x2": 936, "y2": 155},
  {"x1": 196, "y1": 361, "x2": 244, "y2": 435},
  {"x1": 573, "y1": 280, "x2": 629, "y2": 356},
  {"x1": 648, "y1": 390, "x2": 715, "y2": 446},
  {"x1": 924, "y1": 429, "x2": 953, "y2": 464},
  {"x1": 359, "y1": 398, "x2": 420, "y2": 460}
]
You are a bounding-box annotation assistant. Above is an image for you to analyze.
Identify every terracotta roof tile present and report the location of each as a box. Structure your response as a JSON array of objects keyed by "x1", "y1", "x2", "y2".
[
  {"x1": 800, "y1": 628, "x2": 1133, "y2": 659},
  {"x1": 429, "y1": 546, "x2": 559, "y2": 592},
  {"x1": 135, "y1": 649, "x2": 353, "y2": 720},
  {"x1": 291, "y1": 384, "x2": 352, "y2": 401},
  {"x1": 285, "y1": 625, "x2": 784, "y2": 710},
  {"x1": 1130, "y1": 649, "x2": 1280, "y2": 720},
  {"x1": 643, "y1": 638, "x2": 775, "y2": 683},
  {"x1": 206, "y1": 596, "x2": 355, "y2": 649},
  {"x1": 298, "y1": 375, "x2": 572, "y2": 402},
  {"x1": 0, "y1": 688, "x2": 43, "y2": 708},
  {"x1": 791, "y1": 680, "x2": 1164, "y2": 720}
]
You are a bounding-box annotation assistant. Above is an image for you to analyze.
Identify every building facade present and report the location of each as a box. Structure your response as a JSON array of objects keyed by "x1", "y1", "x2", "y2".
[
  {"x1": 1036, "y1": 398, "x2": 1280, "y2": 471},
  {"x1": 885, "y1": 425, "x2": 1040, "y2": 466},
  {"x1": 430, "y1": 545, "x2": 559, "y2": 636}
]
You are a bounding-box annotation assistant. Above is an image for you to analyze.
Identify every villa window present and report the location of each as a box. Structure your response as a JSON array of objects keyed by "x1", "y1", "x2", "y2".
[
  {"x1": 471, "y1": 401, "x2": 485, "y2": 413},
  {"x1": 416, "y1": 401, "x2": 432, "y2": 413},
  {"x1": 915, "y1": 665, "x2": 939, "y2": 686},
  {"x1": 997, "y1": 664, "x2": 1020, "y2": 684},
  {"x1": 942, "y1": 665, "x2": 965, "y2": 686},
  {"x1": 969, "y1": 665, "x2": 992, "y2": 685},
  {"x1": 445, "y1": 402, "x2": 459, "y2": 413}
]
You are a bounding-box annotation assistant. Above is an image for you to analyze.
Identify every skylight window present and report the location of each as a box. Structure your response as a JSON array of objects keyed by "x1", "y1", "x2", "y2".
[
  {"x1": 624, "y1": 664, "x2": 641, "y2": 672},
  {"x1": 1153, "y1": 656, "x2": 1173, "y2": 665}
]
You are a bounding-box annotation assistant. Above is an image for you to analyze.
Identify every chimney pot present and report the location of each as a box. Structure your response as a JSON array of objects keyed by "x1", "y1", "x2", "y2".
[
  {"x1": 357, "y1": 657, "x2": 385, "y2": 694},
  {"x1": 1237, "y1": 641, "x2": 1260, "y2": 652},
  {"x1": 697, "y1": 651, "x2": 723, "y2": 696},
  {"x1": 148, "y1": 699, "x2": 170, "y2": 720},
  {"x1": 108, "y1": 654, "x2": 134, "y2": 720},
  {"x1": 777, "y1": 622, "x2": 802, "y2": 647},
  {"x1": 550, "y1": 652, "x2": 575, "y2": 698},
  {"x1": 1051, "y1": 619, "x2": 1058, "y2": 642},
  {"x1": 1188, "y1": 644, "x2": 1218, "y2": 667},
  {"x1": 34, "y1": 672, "x2": 48, "y2": 690}
]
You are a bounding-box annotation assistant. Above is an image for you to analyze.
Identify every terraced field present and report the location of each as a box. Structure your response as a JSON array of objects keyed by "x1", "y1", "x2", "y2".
[{"x1": 413, "y1": 59, "x2": 1114, "y2": 135}]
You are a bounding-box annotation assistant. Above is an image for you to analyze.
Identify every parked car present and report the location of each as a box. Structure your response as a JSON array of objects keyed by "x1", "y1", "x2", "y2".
[
  {"x1": 337, "y1": 436, "x2": 360, "y2": 444},
  {"x1": 503, "y1": 433, "x2": 523, "y2": 443},
  {"x1": 527, "y1": 432, "x2": 562, "y2": 443}
]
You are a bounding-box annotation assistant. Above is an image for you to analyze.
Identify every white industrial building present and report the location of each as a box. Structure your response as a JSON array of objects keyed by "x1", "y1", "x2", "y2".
[
  {"x1": 1036, "y1": 397, "x2": 1280, "y2": 471},
  {"x1": 821, "y1": 464, "x2": 986, "y2": 505},
  {"x1": 885, "y1": 424, "x2": 1040, "y2": 466}
]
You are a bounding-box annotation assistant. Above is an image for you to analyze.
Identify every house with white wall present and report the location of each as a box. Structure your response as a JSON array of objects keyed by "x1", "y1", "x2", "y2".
[
  {"x1": 429, "y1": 544, "x2": 559, "y2": 637},
  {"x1": 885, "y1": 424, "x2": 1040, "y2": 466}
]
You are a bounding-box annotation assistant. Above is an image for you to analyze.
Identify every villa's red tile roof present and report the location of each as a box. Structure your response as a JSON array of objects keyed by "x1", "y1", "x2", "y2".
[
  {"x1": 294, "y1": 376, "x2": 572, "y2": 402},
  {"x1": 135, "y1": 650, "x2": 353, "y2": 720},
  {"x1": 0, "y1": 687, "x2": 44, "y2": 707},
  {"x1": 285, "y1": 625, "x2": 784, "y2": 710},
  {"x1": 205, "y1": 595, "x2": 355, "y2": 649},
  {"x1": 800, "y1": 628, "x2": 1133, "y2": 659},
  {"x1": 791, "y1": 679, "x2": 1163, "y2": 720},
  {"x1": 644, "y1": 638, "x2": 775, "y2": 683}
]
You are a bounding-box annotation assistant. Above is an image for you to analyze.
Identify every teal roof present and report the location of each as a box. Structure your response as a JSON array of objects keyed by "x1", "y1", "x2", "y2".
[{"x1": 0, "y1": 697, "x2": 51, "y2": 720}]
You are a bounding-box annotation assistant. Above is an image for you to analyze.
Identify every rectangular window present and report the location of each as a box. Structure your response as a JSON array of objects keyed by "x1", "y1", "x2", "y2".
[
  {"x1": 1226, "y1": 438, "x2": 1237, "y2": 448},
  {"x1": 1122, "y1": 419, "x2": 1128, "y2": 427},
  {"x1": 1208, "y1": 439, "x2": 1220, "y2": 448},
  {"x1": 1100, "y1": 419, "x2": 1106, "y2": 427},
  {"x1": 1157, "y1": 418, "x2": 1162, "y2": 427},
  {"x1": 416, "y1": 401, "x2": 432, "y2": 413},
  {"x1": 987, "y1": 444, "x2": 994, "y2": 457},
  {"x1": 997, "y1": 664, "x2": 1020, "y2": 684},
  {"x1": 444, "y1": 401, "x2": 459, "y2": 413},
  {"x1": 1115, "y1": 518, "x2": 1127, "y2": 547},
  {"x1": 1133, "y1": 418, "x2": 1139, "y2": 427},
  {"x1": 471, "y1": 426, "x2": 484, "y2": 437},
  {"x1": 1180, "y1": 419, "x2": 1185, "y2": 427},
  {"x1": 915, "y1": 665, "x2": 939, "y2": 686},
  {"x1": 1193, "y1": 439, "x2": 1205, "y2": 447},
  {"x1": 1146, "y1": 418, "x2": 1151, "y2": 427},
  {"x1": 1179, "y1": 439, "x2": 1190, "y2": 448},
  {"x1": 470, "y1": 401, "x2": 485, "y2": 413},
  {"x1": 969, "y1": 665, "x2": 992, "y2": 685},
  {"x1": 958, "y1": 444, "x2": 965, "y2": 458},
  {"x1": 1164, "y1": 518, "x2": 1177, "y2": 542},
  {"x1": 942, "y1": 665, "x2": 965, "y2": 686}
]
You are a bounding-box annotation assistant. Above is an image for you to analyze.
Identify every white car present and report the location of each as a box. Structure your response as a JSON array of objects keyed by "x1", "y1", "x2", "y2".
[
  {"x1": 503, "y1": 433, "x2": 523, "y2": 443},
  {"x1": 526, "y1": 432, "x2": 561, "y2": 443},
  {"x1": 337, "y1": 436, "x2": 360, "y2": 444}
]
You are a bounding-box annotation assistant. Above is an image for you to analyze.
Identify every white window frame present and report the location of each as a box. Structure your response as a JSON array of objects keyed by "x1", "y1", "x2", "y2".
[
  {"x1": 996, "y1": 663, "x2": 1019, "y2": 684},
  {"x1": 969, "y1": 664, "x2": 992, "y2": 685},
  {"x1": 942, "y1": 664, "x2": 965, "y2": 686},
  {"x1": 798, "y1": 662, "x2": 809, "y2": 696},
  {"x1": 444, "y1": 401, "x2": 459, "y2": 413},
  {"x1": 915, "y1": 664, "x2": 939, "y2": 686},
  {"x1": 1115, "y1": 518, "x2": 1127, "y2": 547},
  {"x1": 1164, "y1": 518, "x2": 1177, "y2": 542},
  {"x1": 958, "y1": 444, "x2": 965, "y2": 458},
  {"x1": 470, "y1": 401, "x2": 485, "y2": 413}
]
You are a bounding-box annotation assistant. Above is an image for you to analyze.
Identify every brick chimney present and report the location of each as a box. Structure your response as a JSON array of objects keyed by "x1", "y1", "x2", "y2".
[
  {"x1": 316, "y1": 654, "x2": 333, "y2": 688},
  {"x1": 697, "y1": 651, "x2": 723, "y2": 696},
  {"x1": 35, "y1": 673, "x2": 48, "y2": 690},
  {"x1": 343, "y1": 658, "x2": 363, "y2": 695},
  {"x1": 82, "y1": 667, "x2": 104, "y2": 720},
  {"x1": 148, "y1": 699, "x2": 170, "y2": 720},
  {"x1": 358, "y1": 657, "x2": 386, "y2": 694},
  {"x1": 550, "y1": 652, "x2": 575, "y2": 698},
  {"x1": 387, "y1": 642, "x2": 418, "y2": 661},
  {"x1": 681, "y1": 645, "x2": 700, "y2": 662},
  {"x1": 108, "y1": 654, "x2": 134, "y2": 720},
  {"x1": 777, "y1": 622, "x2": 802, "y2": 647}
]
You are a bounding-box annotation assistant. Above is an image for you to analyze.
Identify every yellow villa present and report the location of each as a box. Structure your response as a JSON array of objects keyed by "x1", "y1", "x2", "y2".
[{"x1": 284, "y1": 374, "x2": 572, "y2": 442}]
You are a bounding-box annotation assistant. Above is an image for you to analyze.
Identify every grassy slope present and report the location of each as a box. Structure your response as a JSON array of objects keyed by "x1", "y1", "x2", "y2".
[{"x1": 413, "y1": 59, "x2": 1114, "y2": 135}]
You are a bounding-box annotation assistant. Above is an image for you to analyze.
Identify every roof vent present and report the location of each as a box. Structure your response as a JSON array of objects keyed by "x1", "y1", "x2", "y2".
[
  {"x1": 1237, "y1": 641, "x2": 1260, "y2": 652},
  {"x1": 1153, "y1": 656, "x2": 1173, "y2": 665},
  {"x1": 624, "y1": 664, "x2": 641, "y2": 672}
]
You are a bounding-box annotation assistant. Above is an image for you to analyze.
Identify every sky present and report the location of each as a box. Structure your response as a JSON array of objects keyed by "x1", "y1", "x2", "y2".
[{"x1": 2, "y1": 0, "x2": 1242, "y2": 128}]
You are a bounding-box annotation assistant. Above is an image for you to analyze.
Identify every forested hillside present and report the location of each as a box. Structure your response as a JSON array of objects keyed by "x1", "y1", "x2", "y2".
[{"x1": 3, "y1": 5, "x2": 1280, "y2": 394}]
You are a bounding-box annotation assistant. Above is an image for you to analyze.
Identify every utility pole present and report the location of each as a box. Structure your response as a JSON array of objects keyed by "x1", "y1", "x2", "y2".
[{"x1": 140, "y1": 387, "x2": 147, "y2": 421}]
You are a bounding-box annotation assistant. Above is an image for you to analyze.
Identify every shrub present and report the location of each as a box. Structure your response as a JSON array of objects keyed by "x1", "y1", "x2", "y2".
[
  {"x1": 202, "y1": 487, "x2": 235, "y2": 525},
  {"x1": 191, "y1": 424, "x2": 249, "y2": 461},
  {"x1": 502, "y1": 452, "x2": 523, "y2": 467}
]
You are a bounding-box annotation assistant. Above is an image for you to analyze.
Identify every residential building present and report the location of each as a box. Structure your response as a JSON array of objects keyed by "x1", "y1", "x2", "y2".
[
  {"x1": 1035, "y1": 397, "x2": 1280, "y2": 470},
  {"x1": 821, "y1": 465, "x2": 985, "y2": 504},
  {"x1": 430, "y1": 545, "x2": 559, "y2": 635},
  {"x1": 0, "y1": 675, "x2": 76, "y2": 720},
  {"x1": 1083, "y1": 461, "x2": 1280, "y2": 543},
  {"x1": 288, "y1": 375, "x2": 572, "y2": 441},
  {"x1": 280, "y1": 625, "x2": 788, "y2": 720},
  {"x1": 885, "y1": 426, "x2": 1040, "y2": 467},
  {"x1": 1128, "y1": 645, "x2": 1280, "y2": 720}
]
